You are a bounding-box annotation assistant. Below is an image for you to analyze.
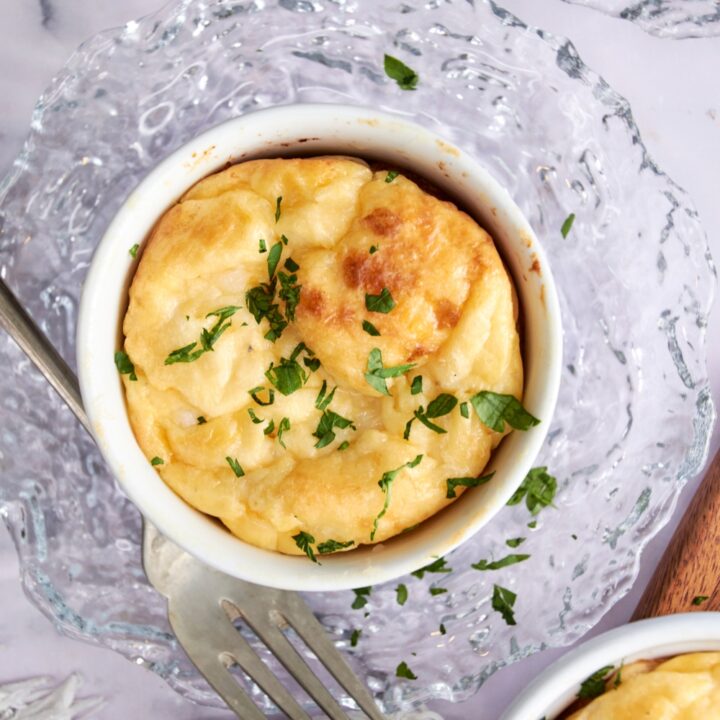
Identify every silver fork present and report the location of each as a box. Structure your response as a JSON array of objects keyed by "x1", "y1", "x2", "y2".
[{"x1": 0, "y1": 278, "x2": 384, "y2": 720}]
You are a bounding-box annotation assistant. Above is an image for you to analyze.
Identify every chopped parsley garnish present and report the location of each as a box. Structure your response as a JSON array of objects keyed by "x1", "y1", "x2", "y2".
[
  {"x1": 369, "y1": 245, "x2": 379, "y2": 255},
  {"x1": 446, "y1": 472, "x2": 495, "y2": 499},
  {"x1": 528, "y1": 520, "x2": 538, "y2": 529},
  {"x1": 506, "y1": 537, "x2": 526, "y2": 548},
  {"x1": 577, "y1": 665, "x2": 615, "y2": 700},
  {"x1": 460, "y1": 402, "x2": 469, "y2": 418},
  {"x1": 317, "y1": 539, "x2": 355, "y2": 554},
  {"x1": 275, "y1": 195, "x2": 282, "y2": 222},
  {"x1": 395, "y1": 583, "x2": 408, "y2": 606},
  {"x1": 411, "y1": 375, "x2": 423, "y2": 395},
  {"x1": 405, "y1": 393, "x2": 458, "y2": 438},
  {"x1": 315, "y1": 380, "x2": 336, "y2": 411},
  {"x1": 114, "y1": 350, "x2": 138, "y2": 381},
  {"x1": 284, "y1": 257, "x2": 299, "y2": 272},
  {"x1": 362, "y1": 320, "x2": 381, "y2": 336},
  {"x1": 365, "y1": 287, "x2": 396, "y2": 314},
  {"x1": 469, "y1": 391, "x2": 540, "y2": 432},
  {"x1": 303, "y1": 356, "x2": 321, "y2": 372},
  {"x1": 384, "y1": 54, "x2": 419, "y2": 91},
  {"x1": 350, "y1": 629, "x2": 361, "y2": 647},
  {"x1": 165, "y1": 306, "x2": 241, "y2": 365},
  {"x1": 352, "y1": 586, "x2": 372, "y2": 609},
  {"x1": 226, "y1": 457, "x2": 245, "y2": 477},
  {"x1": 258, "y1": 238, "x2": 267, "y2": 253},
  {"x1": 411, "y1": 557, "x2": 451, "y2": 579},
  {"x1": 561, "y1": 212, "x2": 576, "y2": 239},
  {"x1": 265, "y1": 346, "x2": 311, "y2": 395},
  {"x1": 277, "y1": 417, "x2": 291, "y2": 448},
  {"x1": 692, "y1": 595, "x2": 710, "y2": 606},
  {"x1": 150, "y1": 456, "x2": 164, "y2": 466},
  {"x1": 280, "y1": 234, "x2": 289, "y2": 246},
  {"x1": 338, "y1": 440, "x2": 350, "y2": 451},
  {"x1": 245, "y1": 281, "x2": 288, "y2": 342},
  {"x1": 439, "y1": 623, "x2": 447, "y2": 635},
  {"x1": 507, "y1": 467, "x2": 557, "y2": 515},
  {"x1": 247, "y1": 408, "x2": 264, "y2": 424},
  {"x1": 278, "y1": 270, "x2": 301, "y2": 321},
  {"x1": 364, "y1": 347, "x2": 415, "y2": 396},
  {"x1": 267, "y1": 241, "x2": 283, "y2": 279},
  {"x1": 293, "y1": 531, "x2": 317, "y2": 563},
  {"x1": 385, "y1": 170, "x2": 399, "y2": 183},
  {"x1": 129, "y1": 243, "x2": 139, "y2": 258},
  {"x1": 197, "y1": 416, "x2": 207, "y2": 425},
  {"x1": 313, "y1": 409, "x2": 356, "y2": 449},
  {"x1": 429, "y1": 587, "x2": 448, "y2": 596},
  {"x1": 263, "y1": 419, "x2": 275, "y2": 436},
  {"x1": 491, "y1": 584, "x2": 517, "y2": 626},
  {"x1": 249, "y1": 385, "x2": 275, "y2": 406},
  {"x1": 472, "y1": 554, "x2": 530, "y2": 571},
  {"x1": 370, "y1": 455, "x2": 423, "y2": 541},
  {"x1": 395, "y1": 661, "x2": 417, "y2": 680}
]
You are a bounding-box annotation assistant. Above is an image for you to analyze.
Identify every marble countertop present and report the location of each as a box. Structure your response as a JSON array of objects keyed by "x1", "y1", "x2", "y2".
[{"x1": 0, "y1": 0, "x2": 718, "y2": 717}]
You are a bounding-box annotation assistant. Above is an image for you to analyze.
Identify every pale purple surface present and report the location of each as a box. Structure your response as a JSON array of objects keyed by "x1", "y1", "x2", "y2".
[{"x1": 0, "y1": 1, "x2": 718, "y2": 718}]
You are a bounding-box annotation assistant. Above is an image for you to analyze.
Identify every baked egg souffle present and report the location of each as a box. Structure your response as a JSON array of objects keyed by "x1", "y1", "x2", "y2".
[{"x1": 117, "y1": 156, "x2": 526, "y2": 559}]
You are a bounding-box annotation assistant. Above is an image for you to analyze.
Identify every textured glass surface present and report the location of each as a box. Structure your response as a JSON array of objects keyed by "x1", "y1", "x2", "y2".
[
  {"x1": 0, "y1": 0, "x2": 715, "y2": 712},
  {"x1": 562, "y1": 0, "x2": 720, "y2": 38}
]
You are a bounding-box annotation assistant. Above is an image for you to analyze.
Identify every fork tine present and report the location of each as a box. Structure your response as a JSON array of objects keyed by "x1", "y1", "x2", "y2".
[
  {"x1": 238, "y1": 604, "x2": 351, "y2": 720},
  {"x1": 170, "y1": 594, "x2": 313, "y2": 720},
  {"x1": 169, "y1": 606, "x2": 265, "y2": 720},
  {"x1": 282, "y1": 594, "x2": 385, "y2": 720}
]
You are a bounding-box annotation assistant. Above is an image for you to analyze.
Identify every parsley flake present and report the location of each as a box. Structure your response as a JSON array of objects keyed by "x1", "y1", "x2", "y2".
[
  {"x1": 384, "y1": 54, "x2": 419, "y2": 91},
  {"x1": 506, "y1": 537, "x2": 526, "y2": 548},
  {"x1": 247, "y1": 408, "x2": 264, "y2": 424},
  {"x1": 507, "y1": 467, "x2": 557, "y2": 515},
  {"x1": 405, "y1": 393, "x2": 458, "y2": 438},
  {"x1": 197, "y1": 416, "x2": 207, "y2": 425},
  {"x1": 246, "y1": 281, "x2": 288, "y2": 343},
  {"x1": 249, "y1": 386, "x2": 275, "y2": 406},
  {"x1": 491, "y1": 584, "x2": 517, "y2": 625},
  {"x1": 469, "y1": 391, "x2": 540, "y2": 432},
  {"x1": 338, "y1": 440, "x2": 350, "y2": 451},
  {"x1": 365, "y1": 287, "x2": 396, "y2": 313},
  {"x1": 369, "y1": 245, "x2": 379, "y2": 255},
  {"x1": 165, "y1": 306, "x2": 241, "y2": 365},
  {"x1": 385, "y1": 170, "x2": 400, "y2": 183},
  {"x1": 275, "y1": 196, "x2": 282, "y2": 222},
  {"x1": 561, "y1": 212, "x2": 576, "y2": 238},
  {"x1": 430, "y1": 587, "x2": 448, "y2": 596},
  {"x1": 315, "y1": 380, "x2": 337, "y2": 411},
  {"x1": 352, "y1": 586, "x2": 372, "y2": 609},
  {"x1": 460, "y1": 402, "x2": 469, "y2": 418},
  {"x1": 396, "y1": 583, "x2": 408, "y2": 606},
  {"x1": 692, "y1": 595, "x2": 710, "y2": 606},
  {"x1": 411, "y1": 375, "x2": 423, "y2": 395},
  {"x1": 226, "y1": 457, "x2": 245, "y2": 477},
  {"x1": 263, "y1": 419, "x2": 275, "y2": 436},
  {"x1": 411, "y1": 557, "x2": 451, "y2": 579},
  {"x1": 439, "y1": 623, "x2": 447, "y2": 635},
  {"x1": 293, "y1": 531, "x2": 317, "y2": 563},
  {"x1": 365, "y1": 347, "x2": 415, "y2": 396},
  {"x1": 577, "y1": 665, "x2": 615, "y2": 700},
  {"x1": 396, "y1": 661, "x2": 417, "y2": 680},
  {"x1": 265, "y1": 349, "x2": 309, "y2": 396},
  {"x1": 446, "y1": 472, "x2": 495, "y2": 499},
  {"x1": 370, "y1": 455, "x2": 423, "y2": 540},
  {"x1": 129, "y1": 243, "x2": 139, "y2": 258},
  {"x1": 277, "y1": 417, "x2": 291, "y2": 448},
  {"x1": 317, "y1": 538, "x2": 355, "y2": 554},
  {"x1": 284, "y1": 257, "x2": 299, "y2": 272},
  {"x1": 472, "y1": 554, "x2": 530, "y2": 571},
  {"x1": 313, "y1": 409, "x2": 356, "y2": 449},
  {"x1": 150, "y1": 456, "x2": 164, "y2": 466},
  {"x1": 258, "y1": 238, "x2": 267, "y2": 253},
  {"x1": 267, "y1": 241, "x2": 283, "y2": 279},
  {"x1": 350, "y1": 629, "x2": 361, "y2": 647},
  {"x1": 114, "y1": 350, "x2": 138, "y2": 381},
  {"x1": 362, "y1": 320, "x2": 381, "y2": 336}
]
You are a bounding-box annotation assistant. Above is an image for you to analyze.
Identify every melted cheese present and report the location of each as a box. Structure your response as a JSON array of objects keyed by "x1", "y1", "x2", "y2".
[
  {"x1": 568, "y1": 653, "x2": 720, "y2": 719},
  {"x1": 121, "y1": 156, "x2": 523, "y2": 555}
]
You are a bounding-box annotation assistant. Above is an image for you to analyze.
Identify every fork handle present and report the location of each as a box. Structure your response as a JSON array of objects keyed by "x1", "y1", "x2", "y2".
[
  {"x1": 0, "y1": 278, "x2": 92, "y2": 435},
  {"x1": 632, "y1": 450, "x2": 720, "y2": 619}
]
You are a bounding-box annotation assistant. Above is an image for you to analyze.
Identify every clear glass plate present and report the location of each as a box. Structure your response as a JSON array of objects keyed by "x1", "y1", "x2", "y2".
[
  {"x1": 561, "y1": 0, "x2": 720, "y2": 38},
  {"x1": 0, "y1": 0, "x2": 715, "y2": 712}
]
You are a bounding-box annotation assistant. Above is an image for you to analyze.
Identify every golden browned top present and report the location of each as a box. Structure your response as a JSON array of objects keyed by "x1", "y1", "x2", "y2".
[{"x1": 121, "y1": 156, "x2": 523, "y2": 556}]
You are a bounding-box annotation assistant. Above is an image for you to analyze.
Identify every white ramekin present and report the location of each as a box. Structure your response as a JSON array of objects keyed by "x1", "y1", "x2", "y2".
[
  {"x1": 77, "y1": 104, "x2": 562, "y2": 591},
  {"x1": 501, "y1": 613, "x2": 720, "y2": 719}
]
